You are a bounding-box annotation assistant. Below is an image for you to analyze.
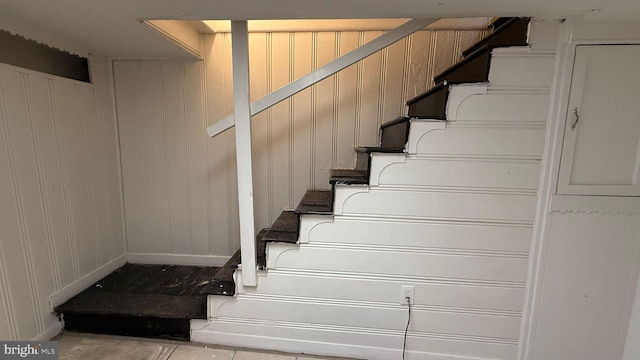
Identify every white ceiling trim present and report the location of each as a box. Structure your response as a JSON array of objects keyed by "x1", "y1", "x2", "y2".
[{"x1": 200, "y1": 17, "x2": 493, "y2": 33}]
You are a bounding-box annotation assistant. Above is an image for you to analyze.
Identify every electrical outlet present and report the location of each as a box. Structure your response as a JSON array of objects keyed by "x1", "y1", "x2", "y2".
[{"x1": 400, "y1": 285, "x2": 414, "y2": 305}]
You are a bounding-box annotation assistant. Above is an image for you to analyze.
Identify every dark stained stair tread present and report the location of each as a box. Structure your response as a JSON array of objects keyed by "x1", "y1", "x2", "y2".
[
  {"x1": 330, "y1": 169, "x2": 368, "y2": 185},
  {"x1": 256, "y1": 228, "x2": 267, "y2": 269},
  {"x1": 380, "y1": 115, "x2": 410, "y2": 129},
  {"x1": 295, "y1": 189, "x2": 333, "y2": 215},
  {"x1": 56, "y1": 292, "x2": 207, "y2": 319},
  {"x1": 406, "y1": 83, "x2": 449, "y2": 119},
  {"x1": 433, "y1": 46, "x2": 492, "y2": 85},
  {"x1": 213, "y1": 249, "x2": 241, "y2": 283},
  {"x1": 380, "y1": 116, "x2": 411, "y2": 149},
  {"x1": 355, "y1": 146, "x2": 405, "y2": 153},
  {"x1": 222, "y1": 228, "x2": 268, "y2": 272},
  {"x1": 462, "y1": 17, "x2": 530, "y2": 58},
  {"x1": 262, "y1": 211, "x2": 299, "y2": 243}
]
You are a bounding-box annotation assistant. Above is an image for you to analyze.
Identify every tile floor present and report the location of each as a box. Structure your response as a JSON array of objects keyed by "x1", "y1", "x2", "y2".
[{"x1": 54, "y1": 332, "x2": 358, "y2": 360}]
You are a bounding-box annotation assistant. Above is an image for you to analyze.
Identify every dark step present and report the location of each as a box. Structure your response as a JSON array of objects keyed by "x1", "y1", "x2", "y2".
[
  {"x1": 355, "y1": 146, "x2": 405, "y2": 154},
  {"x1": 219, "y1": 229, "x2": 268, "y2": 280},
  {"x1": 406, "y1": 83, "x2": 449, "y2": 119},
  {"x1": 62, "y1": 313, "x2": 191, "y2": 341},
  {"x1": 489, "y1": 17, "x2": 514, "y2": 30},
  {"x1": 55, "y1": 263, "x2": 228, "y2": 340},
  {"x1": 462, "y1": 17, "x2": 530, "y2": 58},
  {"x1": 56, "y1": 292, "x2": 207, "y2": 319},
  {"x1": 262, "y1": 211, "x2": 299, "y2": 243},
  {"x1": 212, "y1": 249, "x2": 241, "y2": 292},
  {"x1": 433, "y1": 46, "x2": 492, "y2": 85},
  {"x1": 330, "y1": 169, "x2": 368, "y2": 185},
  {"x1": 355, "y1": 146, "x2": 405, "y2": 178},
  {"x1": 380, "y1": 116, "x2": 411, "y2": 149},
  {"x1": 256, "y1": 228, "x2": 268, "y2": 269},
  {"x1": 295, "y1": 189, "x2": 333, "y2": 215}
]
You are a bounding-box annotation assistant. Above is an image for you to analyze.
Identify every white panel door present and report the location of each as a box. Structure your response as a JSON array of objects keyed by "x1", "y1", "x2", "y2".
[{"x1": 558, "y1": 44, "x2": 640, "y2": 195}]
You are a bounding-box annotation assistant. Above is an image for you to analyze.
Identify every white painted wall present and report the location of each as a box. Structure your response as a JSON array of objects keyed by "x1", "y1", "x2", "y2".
[
  {"x1": 0, "y1": 54, "x2": 125, "y2": 340},
  {"x1": 625, "y1": 272, "x2": 640, "y2": 360},
  {"x1": 112, "y1": 26, "x2": 487, "y2": 258}
]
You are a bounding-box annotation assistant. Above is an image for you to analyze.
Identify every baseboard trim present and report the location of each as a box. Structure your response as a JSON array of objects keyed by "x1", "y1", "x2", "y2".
[
  {"x1": 48, "y1": 254, "x2": 127, "y2": 309},
  {"x1": 192, "y1": 319, "x2": 504, "y2": 360},
  {"x1": 31, "y1": 320, "x2": 63, "y2": 341},
  {"x1": 127, "y1": 253, "x2": 230, "y2": 267}
]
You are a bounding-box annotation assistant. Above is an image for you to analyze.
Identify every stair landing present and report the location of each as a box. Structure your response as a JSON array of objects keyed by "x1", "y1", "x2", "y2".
[{"x1": 55, "y1": 263, "x2": 233, "y2": 340}]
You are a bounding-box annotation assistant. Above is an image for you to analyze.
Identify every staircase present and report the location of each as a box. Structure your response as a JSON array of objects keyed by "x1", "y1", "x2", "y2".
[{"x1": 193, "y1": 17, "x2": 555, "y2": 360}]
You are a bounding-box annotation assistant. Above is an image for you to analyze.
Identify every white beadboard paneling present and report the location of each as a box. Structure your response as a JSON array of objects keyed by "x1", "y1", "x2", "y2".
[
  {"x1": 113, "y1": 61, "x2": 148, "y2": 253},
  {"x1": 249, "y1": 32, "x2": 271, "y2": 228},
  {"x1": 27, "y1": 77, "x2": 75, "y2": 288},
  {"x1": 303, "y1": 216, "x2": 532, "y2": 253},
  {"x1": 0, "y1": 256, "x2": 14, "y2": 340},
  {"x1": 213, "y1": 293, "x2": 522, "y2": 339},
  {"x1": 488, "y1": 49, "x2": 556, "y2": 88},
  {"x1": 246, "y1": 270, "x2": 526, "y2": 311},
  {"x1": 48, "y1": 253, "x2": 126, "y2": 309},
  {"x1": 193, "y1": 318, "x2": 517, "y2": 360},
  {"x1": 75, "y1": 86, "x2": 105, "y2": 267},
  {"x1": 337, "y1": 187, "x2": 537, "y2": 223},
  {"x1": 0, "y1": 68, "x2": 40, "y2": 339},
  {"x1": 0, "y1": 56, "x2": 123, "y2": 341},
  {"x1": 11, "y1": 73, "x2": 62, "y2": 332},
  {"x1": 336, "y1": 31, "x2": 359, "y2": 169},
  {"x1": 357, "y1": 31, "x2": 384, "y2": 145},
  {"x1": 127, "y1": 253, "x2": 229, "y2": 267},
  {"x1": 292, "y1": 32, "x2": 314, "y2": 206},
  {"x1": 91, "y1": 55, "x2": 125, "y2": 260},
  {"x1": 272, "y1": 244, "x2": 529, "y2": 283},
  {"x1": 52, "y1": 81, "x2": 98, "y2": 277},
  {"x1": 313, "y1": 31, "x2": 337, "y2": 187},
  {"x1": 204, "y1": 33, "x2": 238, "y2": 256},
  {"x1": 161, "y1": 61, "x2": 192, "y2": 254},
  {"x1": 138, "y1": 61, "x2": 172, "y2": 254},
  {"x1": 412, "y1": 123, "x2": 546, "y2": 158},
  {"x1": 373, "y1": 155, "x2": 541, "y2": 190},
  {"x1": 183, "y1": 62, "x2": 209, "y2": 255},
  {"x1": 115, "y1": 28, "x2": 487, "y2": 256}
]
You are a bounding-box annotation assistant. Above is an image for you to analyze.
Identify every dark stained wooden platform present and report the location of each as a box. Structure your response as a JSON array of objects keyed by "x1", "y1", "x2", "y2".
[{"x1": 55, "y1": 263, "x2": 235, "y2": 340}]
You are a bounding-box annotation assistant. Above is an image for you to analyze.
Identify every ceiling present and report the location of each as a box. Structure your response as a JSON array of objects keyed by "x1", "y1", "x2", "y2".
[{"x1": 0, "y1": 0, "x2": 638, "y2": 58}]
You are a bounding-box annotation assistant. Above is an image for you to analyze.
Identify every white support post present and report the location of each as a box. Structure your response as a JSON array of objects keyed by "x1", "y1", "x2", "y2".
[
  {"x1": 231, "y1": 20, "x2": 257, "y2": 286},
  {"x1": 207, "y1": 18, "x2": 437, "y2": 137}
]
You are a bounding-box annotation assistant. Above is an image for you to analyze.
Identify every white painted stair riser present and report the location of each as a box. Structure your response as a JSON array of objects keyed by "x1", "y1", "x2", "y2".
[
  {"x1": 268, "y1": 245, "x2": 528, "y2": 283},
  {"x1": 236, "y1": 269, "x2": 526, "y2": 312},
  {"x1": 368, "y1": 154, "x2": 541, "y2": 189},
  {"x1": 407, "y1": 122, "x2": 546, "y2": 158},
  {"x1": 446, "y1": 85, "x2": 550, "y2": 122},
  {"x1": 487, "y1": 49, "x2": 555, "y2": 87},
  {"x1": 298, "y1": 214, "x2": 533, "y2": 252},
  {"x1": 191, "y1": 319, "x2": 518, "y2": 360},
  {"x1": 208, "y1": 294, "x2": 521, "y2": 339},
  {"x1": 333, "y1": 186, "x2": 537, "y2": 223}
]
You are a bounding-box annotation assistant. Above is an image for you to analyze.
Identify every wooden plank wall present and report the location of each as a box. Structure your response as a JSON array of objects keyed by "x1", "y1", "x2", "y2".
[
  {"x1": 0, "y1": 55, "x2": 124, "y2": 340},
  {"x1": 113, "y1": 27, "x2": 487, "y2": 257}
]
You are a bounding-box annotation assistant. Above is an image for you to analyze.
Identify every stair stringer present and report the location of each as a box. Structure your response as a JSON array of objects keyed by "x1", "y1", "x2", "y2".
[{"x1": 195, "y1": 45, "x2": 556, "y2": 360}]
